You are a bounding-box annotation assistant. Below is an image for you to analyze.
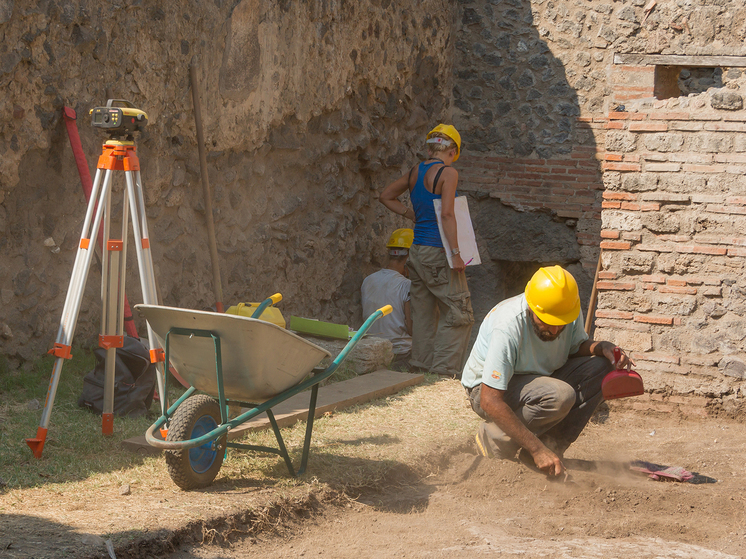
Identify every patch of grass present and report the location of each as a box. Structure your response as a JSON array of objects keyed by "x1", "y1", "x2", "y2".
[
  {"x1": 0, "y1": 344, "x2": 478, "y2": 505},
  {"x1": 216, "y1": 374, "x2": 480, "y2": 492},
  {"x1": 0, "y1": 347, "x2": 188, "y2": 490}
]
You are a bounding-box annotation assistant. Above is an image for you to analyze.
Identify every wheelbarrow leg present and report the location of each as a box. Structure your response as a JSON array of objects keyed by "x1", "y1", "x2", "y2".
[
  {"x1": 266, "y1": 408, "x2": 296, "y2": 476},
  {"x1": 297, "y1": 383, "x2": 320, "y2": 476}
]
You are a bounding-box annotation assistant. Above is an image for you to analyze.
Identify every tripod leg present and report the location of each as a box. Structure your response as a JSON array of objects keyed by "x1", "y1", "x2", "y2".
[
  {"x1": 100, "y1": 184, "x2": 129, "y2": 435},
  {"x1": 27, "y1": 169, "x2": 114, "y2": 457},
  {"x1": 126, "y1": 169, "x2": 168, "y2": 415}
]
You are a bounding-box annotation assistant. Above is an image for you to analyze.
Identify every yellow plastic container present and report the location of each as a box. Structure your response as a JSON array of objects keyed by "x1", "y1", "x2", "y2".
[{"x1": 225, "y1": 302, "x2": 286, "y2": 329}]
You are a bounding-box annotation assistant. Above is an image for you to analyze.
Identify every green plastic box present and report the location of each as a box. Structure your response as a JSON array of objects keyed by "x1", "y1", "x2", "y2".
[{"x1": 288, "y1": 316, "x2": 351, "y2": 340}]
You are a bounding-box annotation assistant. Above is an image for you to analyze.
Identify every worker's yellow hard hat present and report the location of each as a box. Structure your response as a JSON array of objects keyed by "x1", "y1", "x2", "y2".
[
  {"x1": 426, "y1": 124, "x2": 461, "y2": 162},
  {"x1": 386, "y1": 228, "x2": 414, "y2": 250},
  {"x1": 524, "y1": 266, "x2": 581, "y2": 326}
]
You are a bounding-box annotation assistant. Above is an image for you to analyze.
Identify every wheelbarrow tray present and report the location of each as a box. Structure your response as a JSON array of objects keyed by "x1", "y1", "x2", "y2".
[{"x1": 135, "y1": 304, "x2": 331, "y2": 403}]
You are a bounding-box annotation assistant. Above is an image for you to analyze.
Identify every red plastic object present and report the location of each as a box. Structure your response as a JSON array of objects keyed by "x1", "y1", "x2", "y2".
[{"x1": 602, "y1": 347, "x2": 644, "y2": 400}]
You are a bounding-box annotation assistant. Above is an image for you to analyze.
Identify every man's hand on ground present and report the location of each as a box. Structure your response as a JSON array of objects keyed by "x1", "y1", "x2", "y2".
[{"x1": 531, "y1": 446, "x2": 565, "y2": 476}]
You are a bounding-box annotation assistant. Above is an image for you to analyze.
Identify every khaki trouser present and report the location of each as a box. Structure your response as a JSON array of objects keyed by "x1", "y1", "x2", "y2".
[
  {"x1": 407, "y1": 244, "x2": 474, "y2": 377},
  {"x1": 467, "y1": 355, "x2": 614, "y2": 454}
]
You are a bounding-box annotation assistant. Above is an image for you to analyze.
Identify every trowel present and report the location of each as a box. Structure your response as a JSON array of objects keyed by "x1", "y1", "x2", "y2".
[{"x1": 602, "y1": 347, "x2": 644, "y2": 400}]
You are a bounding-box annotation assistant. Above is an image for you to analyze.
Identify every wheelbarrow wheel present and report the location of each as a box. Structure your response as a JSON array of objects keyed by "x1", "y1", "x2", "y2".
[{"x1": 165, "y1": 394, "x2": 226, "y2": 490}]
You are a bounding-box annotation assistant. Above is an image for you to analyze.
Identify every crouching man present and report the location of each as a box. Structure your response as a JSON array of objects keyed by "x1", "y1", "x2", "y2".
[{"x1": 461, "y1": 266, "x2": 633, "y2": 476}]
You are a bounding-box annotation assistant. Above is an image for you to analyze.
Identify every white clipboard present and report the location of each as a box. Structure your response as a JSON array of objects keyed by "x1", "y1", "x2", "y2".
[{"x1": 433, "y1": 196, "x2": 481, "y2": 268}]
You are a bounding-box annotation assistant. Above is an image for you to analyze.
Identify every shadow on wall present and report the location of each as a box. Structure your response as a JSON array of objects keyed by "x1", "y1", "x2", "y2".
[{"x1": 454, "y1": 0, "x2": 601, "y2": 331}]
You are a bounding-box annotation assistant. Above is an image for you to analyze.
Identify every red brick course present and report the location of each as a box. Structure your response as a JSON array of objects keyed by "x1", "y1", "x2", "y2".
[
  {"x1": 629, "y1": 122, "x2": 668, "y2": 132},
  {"x1": 634, "y1": 315, "x2": 674, "y2": 325},
  {"x1": 599, "y1": 240, "x2": 631, "y2": 250},
  {"x1": 597, "y1": 281, "x2": 635, "y2": 290}
]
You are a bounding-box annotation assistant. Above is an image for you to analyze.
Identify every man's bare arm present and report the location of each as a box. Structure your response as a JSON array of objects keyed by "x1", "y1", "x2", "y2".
[{"x1": 570, "y1": 340, "x2": 634, "y2": 369}]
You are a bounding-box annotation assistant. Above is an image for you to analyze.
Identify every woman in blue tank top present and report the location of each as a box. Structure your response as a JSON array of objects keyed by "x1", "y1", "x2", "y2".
[{"x1": 379, "y1": 125, "x2": 474, "y2": 379}]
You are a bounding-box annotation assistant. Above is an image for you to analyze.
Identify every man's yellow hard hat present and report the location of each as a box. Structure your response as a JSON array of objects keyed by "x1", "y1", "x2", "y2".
[
  {"x1": 386, "y1": 228, "x2": 414, "y2": 250},
  {"x1": 524, "y1": 266, "x2": 581, "y2": 326},
  {"x1": 427, "y1": 124, "x2": 461, "y2": 162}
]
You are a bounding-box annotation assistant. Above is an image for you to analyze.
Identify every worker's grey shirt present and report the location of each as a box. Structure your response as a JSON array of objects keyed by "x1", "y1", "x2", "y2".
[
  {"x1": 461, "y1": 294, "x2": 587, "y2": 391},
  {"x1": 361, "y1": 269, "x2": 411, "y2": 355}
]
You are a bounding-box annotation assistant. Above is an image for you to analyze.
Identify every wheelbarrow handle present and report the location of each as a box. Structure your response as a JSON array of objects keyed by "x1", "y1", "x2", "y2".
[{"x1": 251, "y1": 293, "x2": 283, "y2": 319}]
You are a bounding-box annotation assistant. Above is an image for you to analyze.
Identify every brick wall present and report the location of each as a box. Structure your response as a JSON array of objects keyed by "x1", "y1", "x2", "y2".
[
  {"x1": 452, "y1": 0, "x2": 746, "y2": 414},
  {"x1": 459, "y1": 143, "x2": 604, "y2": 275},
  {"x1": 595, "y1": 101, "x2": 746, "y2": 414}
]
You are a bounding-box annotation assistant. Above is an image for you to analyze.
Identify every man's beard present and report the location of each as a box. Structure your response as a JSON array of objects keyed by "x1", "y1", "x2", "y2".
[{"x1": 531, "y1": 319, "x2": 564, "y2": 342}]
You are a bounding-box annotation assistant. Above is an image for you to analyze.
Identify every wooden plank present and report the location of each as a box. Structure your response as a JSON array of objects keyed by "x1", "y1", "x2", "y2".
[
  {"x1": 121, "y1": 370, "x2": 425, "y2": 454},
  {"x1": 228, "y1": 369, "x2": 424, "y2": 439},
  {"x1": 614, "y1": 53, "x2": 746, "y2": 68}
]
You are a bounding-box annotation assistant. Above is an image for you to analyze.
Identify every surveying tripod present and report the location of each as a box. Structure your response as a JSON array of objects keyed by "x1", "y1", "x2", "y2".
[{"x1": 27, "y1": 129, "x2": 167, "y2": 459}]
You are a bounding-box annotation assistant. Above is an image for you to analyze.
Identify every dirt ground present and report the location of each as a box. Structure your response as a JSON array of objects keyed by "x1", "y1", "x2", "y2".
[
  {"x1": 164, "y1": 409, "x2": 746, "y2": 559},
  {"x1": 1, "y1": 382, "x2": 745, "y2": 559}
]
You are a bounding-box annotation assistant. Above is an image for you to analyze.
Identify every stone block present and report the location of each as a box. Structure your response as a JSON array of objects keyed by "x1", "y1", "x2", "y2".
[
  {"x1": 719, "y1": 356, "x2": 746, "y2": 379},
  {"x1": 641, "y1": 213, "x2": 680, "y2": 234},
  {"x1": 643, "y1": 133, "x2": 684, "y2": 152},
  {"x1": 735, "y1": 134, "x2": 746, "y2": 152},
  {"x1": 710, "y1": 90, "x2": 743, "y2": 111},
  {"x1": 688, "y1": 134, "x2": 734, "y2": 153},
  {"x1": 308, "y1": 335, "x2": 394, "y2": 375},
  {"x1": 612, "y1": 330, "x2": 653, "y2": 352},
  {"x1": 620, "y1": 172, "x2": 658, "y2": 192},
  {"x1": 621, "y1": 252, "x2": 654, "y2": 273},
  {"x1": 605, "y1": 131, "x2": 637, "y2": 152},
  {"x1": 601, "y1": 210, "x2": 641, "y2": 232},
  {"x1": 652, "y1": 293, "x2": 697, "y2": 316}
]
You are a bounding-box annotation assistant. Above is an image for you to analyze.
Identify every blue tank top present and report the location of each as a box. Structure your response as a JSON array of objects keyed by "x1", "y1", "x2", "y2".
[{"x1": 411, "y1": 160, "x2": 456, "y2": 247}]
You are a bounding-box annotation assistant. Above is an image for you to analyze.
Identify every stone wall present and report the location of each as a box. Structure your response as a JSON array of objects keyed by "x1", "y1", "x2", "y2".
[
  {"x1": 0, "y1": 0, "x2": 457, "y2": 362},
  {"x1": 452, "y1": 0, "x2": 746, "y2": 277},
  {"x1": 3, "y1": 0, "x2": 745, "y2": 415},
  {"x1": 451, "y1": 0, "x2": 745, "y2": 409},
  {"x1": 595, "y1": 92, "x2": 746, "y2": 415}
]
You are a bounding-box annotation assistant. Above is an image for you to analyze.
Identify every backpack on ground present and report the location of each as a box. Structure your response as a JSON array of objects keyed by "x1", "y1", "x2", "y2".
[{"x1": 78, "y1": 336, "x2": 156, "y2": 418}]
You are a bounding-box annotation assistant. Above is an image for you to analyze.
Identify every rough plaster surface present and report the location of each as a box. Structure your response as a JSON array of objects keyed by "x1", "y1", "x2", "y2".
[{"x1": 0, "y1": 0, "x2": 456, "y2": 361}]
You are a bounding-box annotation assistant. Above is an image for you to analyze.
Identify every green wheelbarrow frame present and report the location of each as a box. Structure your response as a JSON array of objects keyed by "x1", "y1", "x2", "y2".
[{"x1": 144, "y1": 301, "x2": 391, "y2": 486}]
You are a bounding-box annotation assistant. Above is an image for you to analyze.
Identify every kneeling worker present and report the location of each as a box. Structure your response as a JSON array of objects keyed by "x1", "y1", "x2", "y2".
[
  {"x1": 461, "y1": 265, "x2": 633, "y2": 476},
  {"x1": 361, "y1": 229, "x2": 414, "y2": 370}
]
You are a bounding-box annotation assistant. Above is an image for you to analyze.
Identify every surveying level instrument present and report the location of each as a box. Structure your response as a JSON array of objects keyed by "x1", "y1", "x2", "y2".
[
  {"x1": 90, "y1": 99, "x2": 148, "y2": 136},
  {"x1": 27, "y1": 100, "x2": 167, "y2": 458}
]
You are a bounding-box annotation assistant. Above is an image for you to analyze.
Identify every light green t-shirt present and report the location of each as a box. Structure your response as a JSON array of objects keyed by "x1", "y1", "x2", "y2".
[{"x1": 461, "y1": 294, "x2": 588, "y2": 391}]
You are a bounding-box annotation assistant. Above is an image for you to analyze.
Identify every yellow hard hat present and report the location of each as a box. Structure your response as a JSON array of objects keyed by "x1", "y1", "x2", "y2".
[
  {"x1": 427, "y1": 124, "x2": 461, "y2": 162},
  {"x1": 386, "y1": 228, "x2": 414, "y2": 250},
  {"x1": 524, "y1": 266, "x2": 581, "y2": 326}
]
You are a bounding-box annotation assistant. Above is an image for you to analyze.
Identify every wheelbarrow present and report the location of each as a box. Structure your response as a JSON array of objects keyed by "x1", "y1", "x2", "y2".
[{"x1": 136, "y1": 295, "x2": 392, "y2": 490}]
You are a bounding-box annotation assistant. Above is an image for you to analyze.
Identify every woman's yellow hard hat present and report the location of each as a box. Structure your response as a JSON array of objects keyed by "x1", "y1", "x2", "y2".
[{"x1": 426, "y1": 124, "x2": 461, "y2": 162}]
